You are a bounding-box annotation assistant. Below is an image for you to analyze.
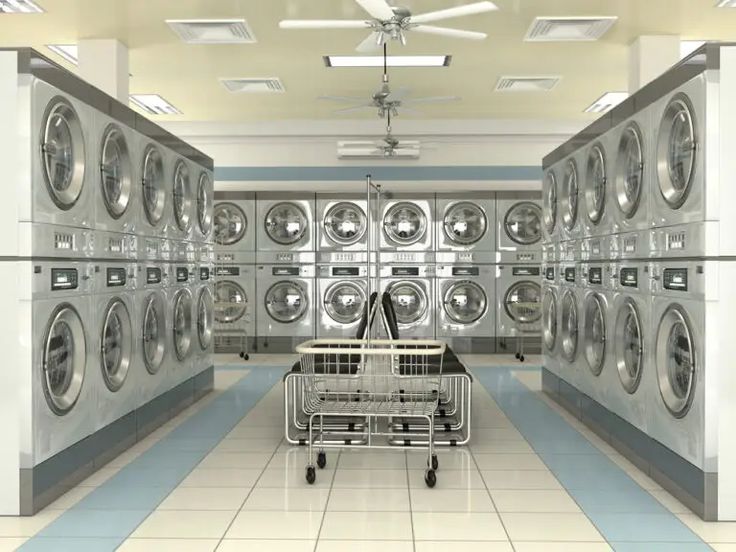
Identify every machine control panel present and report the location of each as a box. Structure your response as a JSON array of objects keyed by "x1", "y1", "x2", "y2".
[
  {"x1": 564, "y1": 267, "x2": 576, "y2": 283},
  {"x1": 54, "y1": 231, "x2": 75, "y2": 251},
  {"x1": 51, "y1": 268, "x2": 78, "y2": 291},
  {"x1": 588, "y1": 239, "x2": 601, "y2": 257},
  {"x1": 514, "y1": 253, "x2": 537, "y2": 262},
  {"x1": 216, "y1": 266, "x2": 239, "y2": 277},
  {"x1": 217, "y1": 253, "x2": 235, "y2": 262},
  {"x1": 663, "y1": 268, "x2": 688, "y2": 291},
  {"x1": 106, "y1": 267, "x2": 126, "y2": 287},
  {"x1": 452, "y1": 267, "x2": 479, "y2": 277},
  {"x1": 545, "y1": 267, "x2": 555, "y2": 281},
  {"x1": 276, "y1": 253, "x2": 295, "y2": 263},
  {"x1": 512, "y1": 266, "x2": 540, "y2": 277},
  {"x1": 332, "y1": 253, "x2": 356, "y2": 263},
  {"x1": 146, "y1": 267, "x2": 162, "y2": 284},
  {"x1": 145, "y1": 240, "x2": 160, "y2": 258},
  {"x1": 200, "y1": 267, "x2": 210, "y2": 281},
  {"x1": 666, "y1": 231, "x2": 687, "y2": 251},
  {"x1": 623, "y1": 235, "x2": 638, "y2": 254},
  {"x1": 108, "y1": 236, "x2": 124, "y2": 254},
  {"x1": 273, "y1": 266, "x2": 301, "y2": 276},
  {"x1": 176, "y1": 267, "x2": 190, "y2": 282},
  {"x1": 392, "y1": 267, "x2": 420, "y2": 277},
  {"x1": 620, "y1": 268, "x2": 638, "y2": 288},
  {"x1": 332, "y1": 266, "x2": 360, "y2": 277},
  {"x1": 588, "y1": 267, "x2": 602, "y2": 285}
]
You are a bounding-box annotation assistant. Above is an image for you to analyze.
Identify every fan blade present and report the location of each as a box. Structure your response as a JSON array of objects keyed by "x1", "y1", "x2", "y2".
[
  {"x1": 318, "y1": 95, "x2": 370, "y2": 103},
  {"x1": 338, "y1": 141, "x2": 384, "y2": 147},
  {"x1": 411, "y1": 25, "x2": 487, "y2": 40},
  {"x1": 356, "y1": 31, "x2": 383, "y2": 52},
  {"x1": 385, "y1": 87, "x2": 411, "y2": 102},
  {"x1": 279, "y1": 20, "x2": 371, "y2": 29},
  {"x1": 333, "y1": 105, "x2": 377, "y2": 114},
  {"x1": 410, "y1": 1, "x2": 498, "y2": 24},
  {"x1": 355, "y1": 0, "x2": 395, "y2": 20},
  {"x1": 403, "y1": 95, "x2": 461, "y2": 104}
]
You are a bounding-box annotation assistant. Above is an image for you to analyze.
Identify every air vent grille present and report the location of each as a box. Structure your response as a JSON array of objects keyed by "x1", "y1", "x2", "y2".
[
  {"x1": 525, "y1": 17, "x2": 617, "y2": 42},
  {"x1": 220, "y1": 78, "x2": 285, "y2": 93},
  {"x1": 495, "y1": 76, "x2": 560, "y2": 92},
  {"x1": 167, "y1": 19, "x2": 256, "y2": 44}
]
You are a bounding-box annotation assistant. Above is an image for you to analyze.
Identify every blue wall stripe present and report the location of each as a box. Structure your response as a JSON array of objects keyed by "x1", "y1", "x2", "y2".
[
  {"x1": 215, "y1": 165, "x2": 542, "y2": 182},
  {"x1": 474, "y1": 366, "x2": 709, "y2": 550},
  {"x1": 20, "y1": 366, "x2": 286, "y2": 552}
]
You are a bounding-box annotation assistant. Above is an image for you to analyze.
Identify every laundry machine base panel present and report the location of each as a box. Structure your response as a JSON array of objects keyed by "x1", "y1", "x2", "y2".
[{"x1": 439, "y1": 337, "x2": 495, "y2": 355}]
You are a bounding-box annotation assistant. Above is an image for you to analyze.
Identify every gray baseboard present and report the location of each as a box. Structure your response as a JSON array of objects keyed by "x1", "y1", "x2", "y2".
[
  {"x1": 542, "y1": 367, "x2": 717, "y2": 521},
  {"x1": 19, "y1": 366, "x2": 215, "y2": 516},
  {"x1": 495, "y1": 336, "x2": 541, "y2": 356}
]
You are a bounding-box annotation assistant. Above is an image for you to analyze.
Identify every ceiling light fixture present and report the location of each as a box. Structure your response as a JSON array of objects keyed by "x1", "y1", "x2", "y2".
[
  {"x1": 716, "y1": 0, "x2": 736, "y2": 7},
  {"x1": 324, "y1": 55, "x2": 451, "y2": 68},
  {"x1": 166, "y1": 19, "x2": 256, "y2": 44},
  {"x1": 220, "y1": 78, "x2": 285, "y2": 93},
  {"x1": 681, "y1": 40, "x2": 705, "y2": 59},
  {"x1": 495, "y1": 76, "x2": 560, "y2": 92},
  {"x1": 46, "y1": 44, "x2": 78, "y2": 65},
  {"x1": 525, "y1": 16, "x2": 617, "y2": 42},
  {"x1": 0, "y1": 0, "x2": 43, "y2": 13},
  {"x1": 585, "y1": 91, "x2": 629, "y2": 113},
  {"x1": 130, "y1": 94, "x2": 181, "y2": 115}
]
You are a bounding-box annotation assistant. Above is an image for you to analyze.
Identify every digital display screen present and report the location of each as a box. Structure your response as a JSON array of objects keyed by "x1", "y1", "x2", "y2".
[
  {"x1": 664, "y1": 268, "x2": 688, "y2": 291},
  {"x1": 588, "y1": 267, "x2": 602, "y2": 285},
  {"x1": 106, "y1": 268, "x2": 126, "y2": 287},
  {"x1": 392, "y1": 267, "x2": 420, "y2": 277},
  {"x1": 545, "y1": 267, "x2": 555, "y2": 280},
  {"x1": 621, "y1": 268, "x2": 638, "y2": 288},
  {"x1": 332, "y1": 267, "x2": 360, "y2": 277},
  {"x1": 200, "y1": 267, "x2": 210, "y2": 281},
  {"x1": 564, "y1": 267, "x2": 576, "y2": 283},
  {"x1": 176, "y1": 267, "x2": 189, "y2": 282},
  {"x1": 146, "y1": 267, "x2": 162, "y2": 284},
  {"x1": 216, "y1": 267, "x2": 239, "y2": 277},
  {"x1": 273, "y1": 267, "x2": 300, "y2": 276},
  {"x1": 453, "y1": 267, "x2": 479, "y2": 277},
  {"x1": 51, "y1": 268, "x2": 78, "y2": 291},
  {"x1": 513, "y1": 267, "x2": 540, "y2": 277}
]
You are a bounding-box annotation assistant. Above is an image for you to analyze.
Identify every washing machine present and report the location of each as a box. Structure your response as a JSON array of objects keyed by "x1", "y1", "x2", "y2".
[
  {"x1": 497, "y1": 192, "x2": 543, "y2": 263},
  {"x1": 541, "y1": 262, "x2": 561, "y2": 377},
  {"x1": 168, "y1": 157, "x2": 194, "y2": 240},
  {"x1": 214, "y1": 264, "x2": 255, "y2": 352},
  {"x1": 435, "y1": 264, "x2": 493, "y2": 352},
  {"x1": 168, "y1": 252, "x2": 196, "y2": 386},
  {"x1": 214, "y1": 192, "x2": 256, "y2": 264},
  {"x1": 136, "y1": 261, "x2": 170, "y2": 404},
  {"x1": 605, "y1": 261, "x2": 650, "y2": 431},
  {"x1": 436, "y1": 193, "x2": 495, "y2": 264},
  {"x1": 558, "y1": 261, "x2": 581, "y2": 388},
  {"x1": 193, "y1": 168, "x2": 214, "y2": 244},
  {"x1": 137, "y1": 141, "x2": 169, "y2": 238},
  {"x1": 256, "y1": 264, "x2": 315, "y2": 348},
  {"x1": 317, "y1": 194, "x2": 373, "y2": 264},
  {"x1": 256, "y1": 193, "x2": 316, "y2": 263},
  {"x1": 560, "y1": 154, "x2": 583, "y2": 241},
  {"x1": 94, "y1": 261, "x2": 139, "y2": 429},
  {"x1": 542, "y1": 168, "x2": 559, "y2": 244},
  {"x1": 380, "y1": 194, "x2": 434, "y2": 262},
  {"x1": 495, "y1": 264, "x2": 542, "y2": 354},
  {"x1": 192, "y1": 263, "x2": 214, "y2": 377},
  {"x1": 317, "y1": 265, "x2": 374, "y2": 338},
  {"x1": 26, "y1": 261, "x2": 97, "y2": 466},
  {"x1": 581, "y1": 135, "x2": 614, "y2": 240},
  {"x1": 379, "y1": 264, "x2": 434, "y2": 339}
]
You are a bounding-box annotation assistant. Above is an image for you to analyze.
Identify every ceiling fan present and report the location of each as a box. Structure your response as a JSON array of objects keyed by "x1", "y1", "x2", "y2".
[
  {"x1": 338, "y1": 132, "x2": 420, "y2": 158},
  {"x1": 280, "y1": 0, "x2": 498, "y2": 52}
]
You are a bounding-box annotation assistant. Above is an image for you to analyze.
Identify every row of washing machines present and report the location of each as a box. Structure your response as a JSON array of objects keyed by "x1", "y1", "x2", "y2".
[{"x1": 213, "y1": 192, "x2": 543, "y2": 353}]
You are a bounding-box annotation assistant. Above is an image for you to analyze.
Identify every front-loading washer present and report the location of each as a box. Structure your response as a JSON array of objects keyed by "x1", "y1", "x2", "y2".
[
  {"x1": 436, "y1": 193, "x2": 495, "y2": 264},
  {"x1": 559, "y1": 153, "x2": 584, "y2": 242},
  {"x1": 168, "y1": 156, "x2": 194, "y2": 241},
  {"x1": 256, "y1": 193, "x2": 316, "y2": 262},
  {"x1": 495, "y1": 264, "x2": 542, "y2": 355},
  {"x1": 541, "y1": 261, "x2": 561, "y2": 378},
  {"x1": 380, "y1": 264, "x2": 435, "y2": 339},
  {"x1": 193, "y1": 263, "x2": 214, "y2": 379},
  {"x1": 214, "y1": 192, "x2": 256, "y2": 265},
  {"x1": 379, "y1": 194, "x2": 434, "y2": 260},
  {"x1": 581, "y1": 134, "x2": 615, "y2": 240},
  {"x1": 497, "y1": 192, "x2": 543, "y2": 264},
  {"x1": 214, "y1": 264, "x2": 255, "y2": 354},
  {"x1": 317, "y1": 194, "x2": 373, "y2": 264},
  {"x1": 558, "y1": 260, "x2": 581, "y2": 389},
  {"x1": 542, "y1": 167, "x2": 560, "y2": 245},
  {"x1": 436, "y1": 264, "x2": 494, "y2": 352},
  {"x1": 317, "y1": 264, "x2": 373, "y2": 338},
  {"x1": 168, "y1": 249, "x2": 196, "y2": 387},
  {"x1": 137, "y1": 141, "x2": 169, "y2": 238},
  {"x1": 193, "y1": 167, "x2": 214, "y2": 245},
  {"x1": 136, "y1": 261, "x2": 170, "y2": 405}
]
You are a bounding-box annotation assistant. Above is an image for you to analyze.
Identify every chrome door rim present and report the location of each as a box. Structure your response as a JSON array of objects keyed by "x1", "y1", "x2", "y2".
[
  {"x1": 542, "y1": 288, "x2": 558, "y2": 351},
  {"x1": 214, "y1": 202, "x2": 247, "y2": 246},
  {"x1": 543, "y1": 171, "x2": 557, "y2": 234},
  {"x1": 197, "y1": 287, "x2": 214, "y2": 350},
  {"x1": 173, "y1": 161, "x2": 192, "y2": 232},
  {"x1": 615, "y1": 298, "x2": 643, "y2": 394},
  {"x1": 40, "y1": 97, "x2": 86, "y2": 211},
  {"x1": 657, "y1": 95, "x2": 697, "y2": 210},
  {"x1": 585, "y1": 144, "x2": 606, "y2": 224},
  {"x1": 443, "y1": 202, "x2": 488, "y2": 246},
  {"x1": 197, "y1": 172, "x2": 213, "y2": 236},
  {"x1": 615, "y1": 122, "x2": 644, "y2": 219},
  {"x1": 99, "y1": 123, "x2": 132, "y2": 219},
  {"x1": 214, "y1": 281, "x2": 247, "y2": 323},
  {"x1": 324, "y1": 281, "x2": 366, "y2": 324},
  {"x1": 505, "y1": 281, "x2": 542, "y2": 324},
  {"x1": 173, "y1": 288, "x2": 193, "y2": 360},
  {"x1": 443, "y1": 280, "x2": 487, "y2": 324},
  {"x1": 265, "y1": 281, "x2": 308, "y2": 323},
  {"x1": 656, "y1": 304, "x2": 696, "y2": 418},
  {"x1": 42, "y1": 303, "x2": 86, "y2": 415},
  {"x1": 142, "y1": 293, "x2": 166, "y2": 374},
  {"x1": 384, "y1": 202, "x2": 427, "y2": 246},
  {"x1": 265, "y1": 202, "x2": 308, "y2": 245},
  {"x1": 324, "y1": 202, "x2": 367, "y2": 246},
  {"x1": 561, "y1": 289, "x2": 578, "y2": 362},
  {"x1": 142, "y1": 145, "x2": 166, "y2": 226},
  {"x1": 504, "y1": 202, "x2": 542, "y2": 245},
  {"x1": 561, "y1": 160, "x2": 578, "y2": 232},
  {"x1": 390, "y1": 281, "x2": 428, "y2": 326},
  {"x1": 584, "y1": 293, "x2": 607, "y2": 376},
  {"x1": 100, "y1": 298, "x2": 132, "y2": 392}
]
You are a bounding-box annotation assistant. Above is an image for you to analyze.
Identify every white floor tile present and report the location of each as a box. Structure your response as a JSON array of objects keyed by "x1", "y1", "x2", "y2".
[
  {"x1": 226, "y1": 511, "x2": 323, "y2": 540},
  {"x1": 406, "y1": 450, "x2": 475, "y2": 471},
  {"x1": 131, "y1": 510, "x2": 237, "y2": 539},
  {"x1": 218, "y1": 540, "x2": 315, "y2": 552},
  {"x1": 473, "y1": 453, "x2": 548, "y2": 471},
  {"x1": 0, "y1": 509, "x2": 63, "y2": 537},
  {"x1": 491, "y1": 490, "x2": 581, "y2": 513},
  {"x1": 198, "y1": 452, "x2": 273, "y2": 469},
  {"x1": 268, "y1": 450, "x2": 316, "y2": 470},
  {"x1": 257, "y1": 466, "x2": 334, "y2": 489},
  {"x1": 328, "y1": 488, "x2": 410, "y2": 512},
  {"x1": 158, "y1": 487, "x2": 250, "y2": 510},
  {"x1": 180, "y1": 468, "x2": 261, "y2": 488},
  {"x1": 408, "y1": 469, "x2": 485, "y2": 490},
  {"x1": 500, "y1": 513, "x2": 605, "y2": 542},
  {"x1": 415, "y1": 542, "x2": 513, "y2": 552},
  {"x1": 213, "y1": 438, "x2": 281, "y2": 454},
  {"x1": 338, "y1": 450, "x2": 407, "y2": 470},
  {"x1": 243, "y1": 488, "x2": 330, "y2": 511},
  {"x1": 0, "y1": 538, "x2": 27, "y2": 551},
  {"x1": 472, "y1": 429, "x2": 526, "y2": 441},
  {"x1": 712, "y1": 545, "x2": 736, "y2": 552},
  {"x1": 513, "y1": 543, "x2": 612, "y2": 552},
  {"x1": 482, "y1": 470, "x2": 563, "y2": 490},
  {"x1": 317, "y1": 541, "x2": 413, "y2": 552},
  {"x1": 117, "y1": 538, "x2": 219, "y2": 551},
  {"x1": 332, "y1": 468, "x2": 408, "y2": 489},
  {"x1": 410, "y1": 489, "x2": 495, "y2": 513},
  {"x1": 471, "y1": 440, "x2": 535, "y2": 454},
  {"x1": 320, "y1": 511, "x2": 412, "y2": 541},
  {"x1": 412, "y1": 512, "x2": 508, "y2": 541},
  {"x1": 678, "y1": 513, "x2": 736, "y2": 542}
]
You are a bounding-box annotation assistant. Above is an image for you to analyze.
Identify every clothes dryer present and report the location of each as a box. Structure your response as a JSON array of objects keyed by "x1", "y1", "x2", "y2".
[
  {"x1": 256, "y1": 193, "x2": 316, "y2": 263},
  {"x1": 436, "y1": 264, "x2": 494, "y2": 352},
  {"x1": 560, "y1": 154, "x2": 583, "y2": 242},
  {"x1": 380, "y1": 264, "x2": 435, "y2": 339},
  {"x1": 379, "y1": 194, "x2": 434, "y2": 260},
  {"x1": 168, "y1": 255, "x2": 196, "y2": 386},
  {"x1": 558, "y1": 261, "x2": 581, "y2": 388},
  {"x1": 542, "y1": 167, "x2": 560, "y2": 244},
  {"x1": 256, "y1": 264, "x2": 315, "y2": 348},
  {"x1": 436, "y1": 193, "x2": 495, "y2": 264},
  {"x1": 137, "y1": 141, "x2": 169, "y2": 238},
  {"x1": 214, "y1": 192, "x2": 256, "y2": 264},
  {"x1": 168, "y1": 157, "x2": 194, "y2": 240},
  {"x1": 581, "y1": 135, "x2": 615, "y2": 239},
  {"x1": 541, "y1": 262, "x2": 561, "y2": 377},
  {"x1": 317, "y1": 194, "x2": 373, "y2": 264},
  {"x1": 214, "y1": 264, "x2": 255, "y2": 353},
  {"x1": 496, "y1": 264, "x2": 542, "y2": 355},
  {"x1": 317, "y1": 265, "x2": 373, "y2": 338},
  {"x1": 497, "y1": 192, "x2": 543, "y2": 263},
  {"x1": 193, "y1": 264, "x2": 214, "y2": 378},
  {"x1": 193, "y1": 168, "x2": 214, "y2": 244},
  {"x1": 136, "y1": 262, "x2": 170, "y2": 404}
]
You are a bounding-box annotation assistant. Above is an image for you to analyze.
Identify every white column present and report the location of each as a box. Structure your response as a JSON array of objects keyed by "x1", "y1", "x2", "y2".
[
  {"x1": 628, "y1": 35, "x2": 681, "y2": 93},
  {"x1": 77, "y1": 39, "x2": 129, "y2": 102}
]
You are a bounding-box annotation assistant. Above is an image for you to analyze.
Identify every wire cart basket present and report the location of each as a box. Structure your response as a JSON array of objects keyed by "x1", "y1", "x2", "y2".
[
  {"x1": 296, "y1": 338, "x2": 446, "y2": 487},
  {"x1": 213, "y1": 276, "x2": 251, "y2": 361},
  {"x1": 505, "y1": 299, "x2": 542, "y2": 362}
]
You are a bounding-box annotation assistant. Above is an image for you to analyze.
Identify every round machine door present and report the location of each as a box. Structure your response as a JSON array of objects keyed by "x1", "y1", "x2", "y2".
[
  {"x1": 172, "y1": 161, "x2": 192, "y2": 232},
  {"x1": 583, "y1": 293, "x2": 607, "y2": 376},
  {"x1": 656, "y1": 304, "x2": 697, "y2": 418},
  {"x1": 504, "y1": 281, "x2": 542, "y2": 324},
  {"x1": 561, "y1": 160, "x2": 579, "y2": 232},
  {"x1": 142, "y1": 293, "x2": 166, "y2": 374},
  {"x1": 40, "y1": 98, "x2": 86, "y2": 210},
  {"x1": 657, "y1": 95, "x2": 697, "y2": 209},
  {"x1": 443, "y1": 281, "x2": 487, "y2": 324},
  {"x1": 324, "y1": 281, "x2": 366, "y2": 324},
  {"x1": 560, "y1": 289, "x2": 579, "y2": 362},
  {"x1": 543, "y1": 171, "x2": 557, "y2": 235},
  {"x1": 585, "y1": 144, "x2": 607, "y2": 225},
  {"x1": 324, "y1": 202, "x2": 367, "y2": 246},
  {"x1": 173, "y1": 289, "x2": 193, "y2": 360},
  {"x1": 197, "y1": 287, "x2": 214, "y2": 351},
  {"x1": 542, "y1": 288, "x2": 558, "y2": 352},
  {"x1": 214, "y1": 281, "x2": 248, "y2": 323},
  {"x1": 265, "y1": 202, "x2": 308, "y2": 245},
  {"x1": 384, "y1": 202, "x2": 427, "y2": 246},
  {"x1": 265, "y1": 281, "x2": 308, "y2": 323},
  {"x1": 390, "y1": 281, "x2": 428, "y2": 326},
  {"x1": 42, "y1": 303, "x2": 87, "y2": 415},
  {"x1": 141, "y1": 145, "x2": 166, "y2": 226},
  {"x1": 504, "y1": 202, "x2": 542, "y2": 246},
  {"x1": 99, "y1": 124, "x2": 132, "y2": 219},
  {"x1": 443, "y1": 202, "x2": 487, "y2": 246},
  {"x1": 100, "y1": 298, "x2": 132, "y2": 392},
  {"x1": 197, "y1": 172, "x2": 213, "y2": 237},
  {"x1": 615, "y1": 122, "x2": 644, "y2": 219},
  {"x1": 615, "y1": 298, "x2": 644, "y2": 394},
  {"x1": 214, "y1": 203, "x2": 247, "y2": 246}
]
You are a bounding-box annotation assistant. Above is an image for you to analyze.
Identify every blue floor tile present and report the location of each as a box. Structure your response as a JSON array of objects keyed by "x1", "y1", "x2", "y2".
[
  {"x1": 539, "y1": 453, "x2": 621, "y2": 472},
  {"x1": 611, "y1": 542, "x2": 713, "y2": 551},
  {"x1": 594, "y1": 514, "x2": 701, "y2": 543},
  {"x1": 552, "y1": 466, "x2": 644, "y2": 491},
  {"x1": 19, "y1": 537, "x2": 123, "y2": 552},
  {"x1": 75, "y1": 484, "x2": 172, "y2": 511},
  {"x1": 569, "y1": 488, "x2": 669, "y2": 514},
  {"x1": 35, "y1": 510, "x2": 150, "y2": 538}
]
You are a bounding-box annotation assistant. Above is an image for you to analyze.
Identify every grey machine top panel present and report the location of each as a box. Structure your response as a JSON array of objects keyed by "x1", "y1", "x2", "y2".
[
  {"x1": 543, "y1": 42, "x2": 727, "y2": 169},
  {"x1": 6, "y1": 47, "x2": 213, "y2": 171}
]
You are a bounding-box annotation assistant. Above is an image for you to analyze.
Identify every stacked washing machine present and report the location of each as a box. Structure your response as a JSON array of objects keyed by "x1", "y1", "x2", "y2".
[
  {"x1": 541, "y1": 43, "x2": 736, "y2": 521},
  {"x1": 0, "y1": 48, "x2": 214, "y2": 516}
]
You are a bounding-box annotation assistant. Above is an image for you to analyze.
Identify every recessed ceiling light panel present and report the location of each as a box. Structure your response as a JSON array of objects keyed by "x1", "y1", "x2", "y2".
[
  {"x1": 220, "y1": 78, "x2": 285, "y2": 93},
  {"x1": 680, "y1": 40, "x2": 706, "y2": 59},
  {"x1": 324, "y1": 55, "x2": 451, "y2": 67},
  {"x1": 0, "y1": 0, "x2": 43, "y2": 12},
  {"x1": 716, "y1": 0, "x2": 736, "y2": 7},
  {"x1": 167, "y1": 19, "x2": 256, "y2": 44},
  {"x1": 46, "y1": 44, "x2": 78, "y2": 65},
  {"x1": 495, "y1": 76, "x2": 560, "y2": 92},
  {"x1": 585, "y1": 91, "x2": 629, "y2": 113},
  {"x1": 130, "y1": 94, "x2": 182, "y2": 115},
  {"x1": 525, "y1": 16, "x2": 617, "y2": 42}
]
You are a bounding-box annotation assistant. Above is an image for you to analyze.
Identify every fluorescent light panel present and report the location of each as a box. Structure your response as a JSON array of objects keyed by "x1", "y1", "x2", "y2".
[
  {"x1": 130, "y1": 94, "x2": 181, "y2": 115},
  {"x1": 46, "y1": 44, "x2": 78, "y2": 65},
  {"x1": 0, "y1": 0, "x2": 43, "y2": 13},
  {"x1": 324, "y1": 55, "x2": 451, "y2": 68},
  {"x1": 585, "y1": 91, "x2": 629, "y2": 113},
  {"x1": 716, "y1": 0, "x2": 736, "y2": 7},
  {"x1": 166, "y1": 19, "x2": 256, "y2": 44}
]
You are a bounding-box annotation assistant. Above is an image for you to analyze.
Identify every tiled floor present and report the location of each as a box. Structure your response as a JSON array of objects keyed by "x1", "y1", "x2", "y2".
[{"x1": 2, "y1": 354, "x2": 734, "y2": 551}]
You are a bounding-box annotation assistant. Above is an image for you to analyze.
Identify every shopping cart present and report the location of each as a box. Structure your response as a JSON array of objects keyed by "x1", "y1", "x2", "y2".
[
  {"x1": 506, "y1": 299, "x2": 542, "y2": 362},
  {"x1": 296, "y1": 338, "x2": 446, "y2": 487},
  {"x1": 213, "y1": 280, "x2": 251, "y2": 361}
]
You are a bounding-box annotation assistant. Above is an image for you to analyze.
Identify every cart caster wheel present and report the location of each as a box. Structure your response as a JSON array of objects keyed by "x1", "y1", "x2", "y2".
[
  {"x1": 515, "y1": 352, "x2": 520, "y2": 359},
  {"x1": 519, "y1": 355, "x2": 525, "y2": 362},
  {"x1": 244, "y1": 354, "x2": 250, "y2": 361},
  {"x1": 306, "y1": 466, "x2": 316, "y2": 484},
  {"x1": 427, "y1": 454, "x2": 439, "y2": 471},
  {"x1": 317, "y1": 452, "x2": 327, "y2": 469},
  {"x1": 424, "y1": 469, "x2": 437, "y2": 488}
]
